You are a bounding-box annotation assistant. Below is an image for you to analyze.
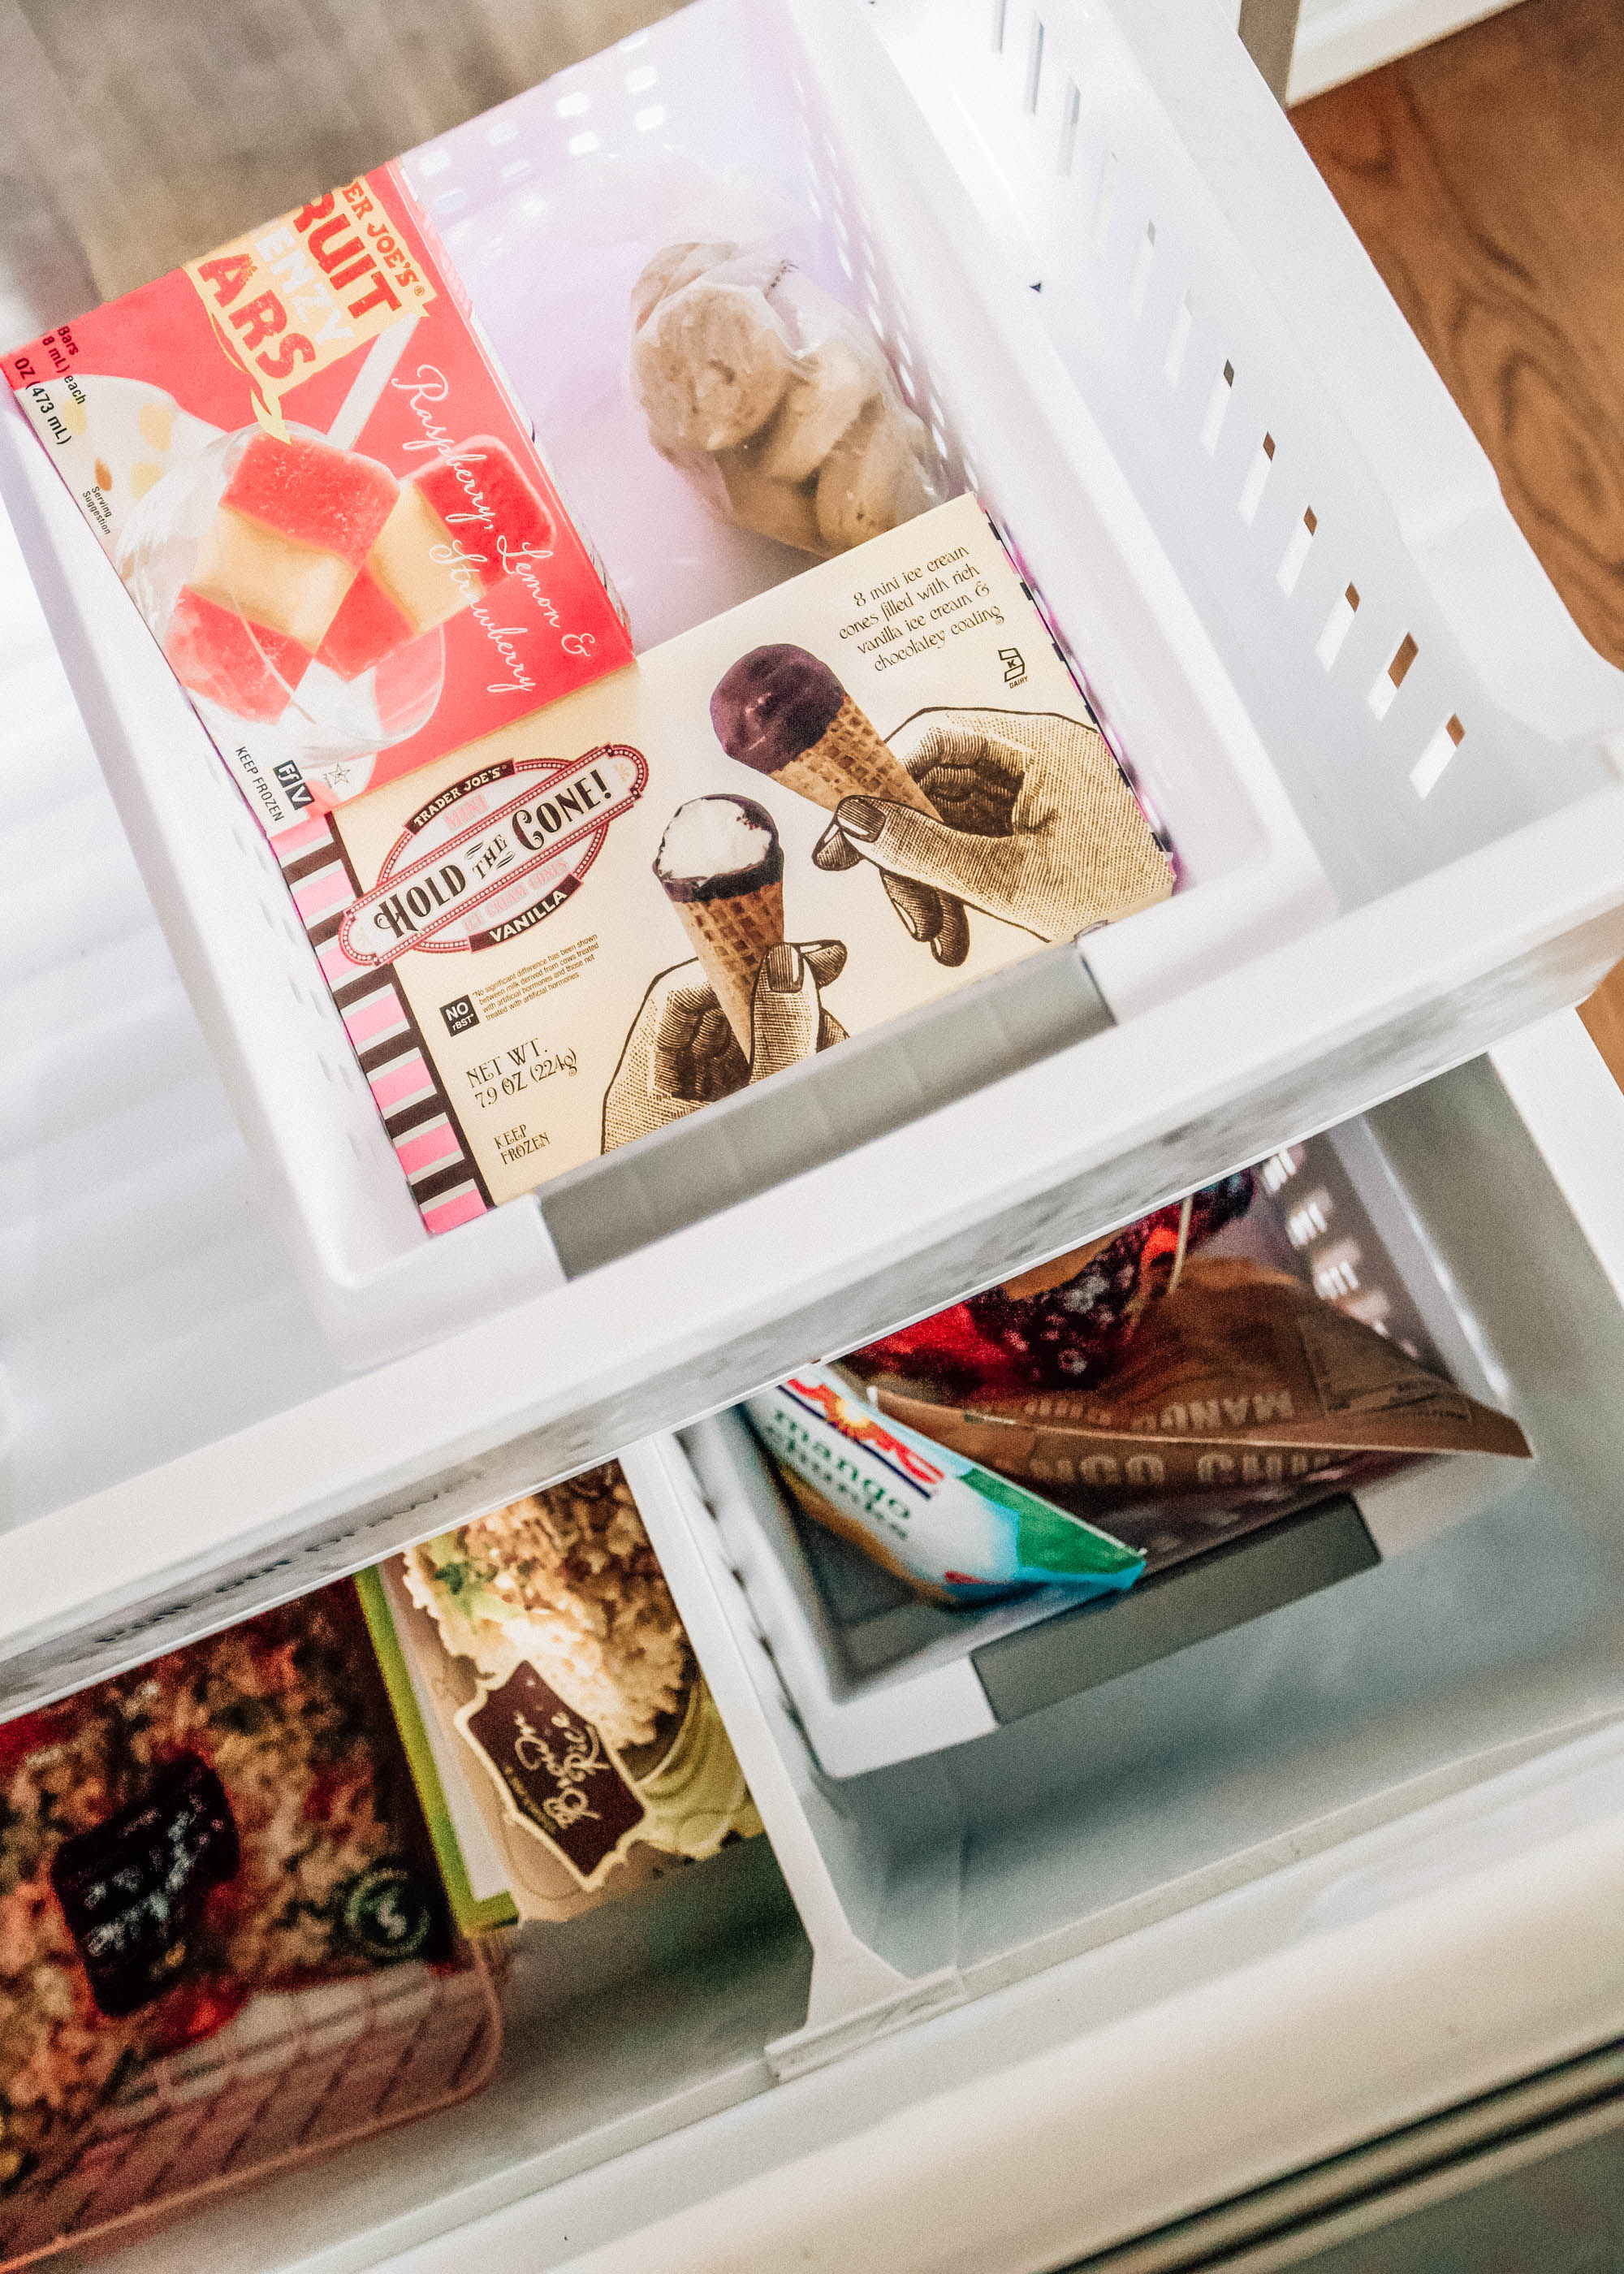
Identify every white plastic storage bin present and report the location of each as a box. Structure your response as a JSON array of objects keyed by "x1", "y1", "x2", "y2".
[
  {"x1": 5, "y1": 0, "x2": 1624, "y2": 1396},
  {"x1": 625, "y1": 1009, "x2": 1624, "y2": 2038},
  {"x1": 685, "y1": 1113, "x2": 1525, "y2": 1777}
]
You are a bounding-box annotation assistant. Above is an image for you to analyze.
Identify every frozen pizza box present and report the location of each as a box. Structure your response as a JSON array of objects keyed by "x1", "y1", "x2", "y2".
[
  {"x1": 1, "y1": 169, "x2": 633, "y2": 837},
  {"x1": 287, "y1": 491, "x2": 1174, "y2": 1234}
]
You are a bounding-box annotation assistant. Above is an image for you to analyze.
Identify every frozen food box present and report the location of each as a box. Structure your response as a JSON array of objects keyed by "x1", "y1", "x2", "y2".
[
  {"x1": 283, "y1": 491, "x2": 1173, "y2": 1233},
  {"x1": 2, "y1": 169, "x2": 633, "y2": 836},
  {"x1": 357, "y1": 1464, "x2": 762, "y2": 1930},
  {"x1": 0, "y1": 1581, "x2": 485, "y2": 2224},
  {"x1": 745, "y1": 1364, "x2": 1145, "y2": 1606}
]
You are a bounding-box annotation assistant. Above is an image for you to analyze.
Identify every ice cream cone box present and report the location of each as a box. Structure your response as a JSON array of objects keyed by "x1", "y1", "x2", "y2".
[
  {"x1": 354, "y1": 1466, "x2": 762, "y2": 1930},
  {"x1": 287, "y1": 492, "x2": 1174, "y2": 1233},
  {"x1": 1, "y1": 169, "x2": 633, "y2": 838}
]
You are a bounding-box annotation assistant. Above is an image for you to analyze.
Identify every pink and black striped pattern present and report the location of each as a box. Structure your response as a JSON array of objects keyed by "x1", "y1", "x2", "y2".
[{"x1": 276, "y1": 813, "x2": 491, "y2": 1235}]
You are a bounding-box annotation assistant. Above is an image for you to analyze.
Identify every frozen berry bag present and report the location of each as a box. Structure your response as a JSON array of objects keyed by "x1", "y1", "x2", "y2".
[{"x1": 856, "y1": 1174, "x2": 1256, "y2": 1395}]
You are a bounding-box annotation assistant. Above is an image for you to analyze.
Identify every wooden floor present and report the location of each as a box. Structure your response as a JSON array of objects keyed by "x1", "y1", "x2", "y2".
[
  {"x1": 0, "y1": 0, "x2": 679, "y2": 315},
  {"x1": 1293, "y1": 0, "x2": 1624, "y2": 1081}
]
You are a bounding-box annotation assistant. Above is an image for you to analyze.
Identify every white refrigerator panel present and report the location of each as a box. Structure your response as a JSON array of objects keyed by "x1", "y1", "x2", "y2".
[{"x1": 2, "y1": 0, "x2": 1622, "y2": 2265}]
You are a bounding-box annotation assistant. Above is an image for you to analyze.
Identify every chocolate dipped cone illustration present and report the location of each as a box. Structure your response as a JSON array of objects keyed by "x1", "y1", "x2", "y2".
[
  {"x1": 711, "y1": 644, "x2": 967, "y2": 963},
  {"x1": 711, "y1": 643, "x2": 937, "y2": 819},
  {"x1": 654, "y1": 794, "x2": 785, "y2": 1053}
]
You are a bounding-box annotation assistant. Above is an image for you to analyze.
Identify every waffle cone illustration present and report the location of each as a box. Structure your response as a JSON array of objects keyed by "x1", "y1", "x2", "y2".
[
  {"x1": 654, "y1": 795, "x2": 786, "y2": 1054},
  {"x1": 672, "y1": 877, "x2": 785, "y2": 1052},
  {"x1": 710, "y1": 642, "x2": 965, "y2": 963},
  {"x1": 710, "y1": 646, "x2": 939, "y2": 821}
]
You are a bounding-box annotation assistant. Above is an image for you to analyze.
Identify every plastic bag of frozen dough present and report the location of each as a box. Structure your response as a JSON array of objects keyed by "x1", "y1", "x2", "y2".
[
  {"x1": 629, "y1": 241, "x2": 943, "y2": 556},
  {"x1": 745, "y1": 1364, "x2": 1145, "y2": 1607}
]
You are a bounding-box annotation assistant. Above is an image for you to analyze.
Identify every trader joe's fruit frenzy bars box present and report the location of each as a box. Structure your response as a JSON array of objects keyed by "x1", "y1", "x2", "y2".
[
  {"x1": 279, "y1": 495, "x2": 1175, "y2": 1234},
  {"x1": 3, "y1": 170, "x2": 633, "y2": 837}
]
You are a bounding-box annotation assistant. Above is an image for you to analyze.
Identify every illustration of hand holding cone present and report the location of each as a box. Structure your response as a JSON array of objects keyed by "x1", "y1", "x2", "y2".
[
  {"x1": 604, "y1": 651, "x2": 1173, "y2": 1152},
  {"x1": 603, "y1": 794, "x2": 847, "y2": 1148},
  {"x1": 827, "y1": 706, "x2": 1175, "y2": 944},
  {"x1": 710, "y1": 646, "x2": 972, "y2": 966},
  {"x1": 709, "y1": 646, "x2": 1172, "y2": 952}
]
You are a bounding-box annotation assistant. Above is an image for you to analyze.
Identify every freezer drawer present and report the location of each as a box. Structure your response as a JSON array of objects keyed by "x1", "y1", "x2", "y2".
[
  {"x1": 7, "y1": 0, "x2": 1624, "y2": 1693},
  {"x1": 4, "y1": 0, "x2": 1623, "y2": 1429},
  {"x1": 11, "y1": 1019, "x2": 1623, "y2": 2274},
  {"x1": 78, "y1": 1656, "x2": 1624, "y2": 2274},
  {"x1": 629, "y1": 1027, "x2": 1624, "y2": 2019},
  {"x1": 693, "y1": 1106, "x2": 1518, "y2": 1776}
]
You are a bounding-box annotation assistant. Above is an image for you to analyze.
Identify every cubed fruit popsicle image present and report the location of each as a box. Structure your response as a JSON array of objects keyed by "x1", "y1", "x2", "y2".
[
  {"x1": 152, "y1": 430, "x2": 557, "y2": 732},
  {"x1": 326, "y1": 435, "x2": 557, "y2": 677},
  {"x1": 163, "y1": 587, "x2": 316, "y2": 724},
  {"x1": 654, "y1": 795, "x2": 785, "y2": 1053},
  {"x1": 192, "y1": 430, "x2": 397, "y2": 649},
  {"x1": 161, "y1": 431, "x2": 402, "y2": 722}
]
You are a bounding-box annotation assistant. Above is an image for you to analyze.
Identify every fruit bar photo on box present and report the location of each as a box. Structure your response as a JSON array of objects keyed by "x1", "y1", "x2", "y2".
[{"x1": 2, "y1": 173, "x2": 633, "y2": 836}]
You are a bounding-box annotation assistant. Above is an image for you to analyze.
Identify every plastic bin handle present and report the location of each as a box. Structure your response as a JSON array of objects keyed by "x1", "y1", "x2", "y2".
[
  {"x1": 972, "y1": 1494, "x2": 1378, "y2": 1722},
  {"x1": 538, "y1": 943, "x2": 1112, "y2": 1277}
]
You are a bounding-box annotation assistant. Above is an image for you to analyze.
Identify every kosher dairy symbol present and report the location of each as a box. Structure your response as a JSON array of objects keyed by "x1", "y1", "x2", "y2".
[{"x1": 339, "y1": 744, "x2": 646, "y2": 966}]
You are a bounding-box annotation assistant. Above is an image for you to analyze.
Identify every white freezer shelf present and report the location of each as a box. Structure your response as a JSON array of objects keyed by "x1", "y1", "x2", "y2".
[{"x1": 18, "y1": 1021, "x2": 1624, "y2": 2274}]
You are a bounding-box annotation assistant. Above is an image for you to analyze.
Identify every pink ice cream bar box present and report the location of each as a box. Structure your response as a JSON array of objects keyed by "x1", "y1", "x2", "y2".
[{"x1": 2, "y1": 171, "x2": 634, "y2": 837}]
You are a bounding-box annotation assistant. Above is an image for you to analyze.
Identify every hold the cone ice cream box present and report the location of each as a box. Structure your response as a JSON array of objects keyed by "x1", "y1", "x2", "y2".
[
  {"x1": 1, "y1": 167, "x2": 634, "y2": 836},
  {"x1": 266, "y1": 492, "x2": 1173, "y2": 1233}
]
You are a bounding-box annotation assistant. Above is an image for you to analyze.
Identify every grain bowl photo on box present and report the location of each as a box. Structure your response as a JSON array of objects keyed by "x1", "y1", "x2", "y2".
[
  {"x1": 358, "y1": 1461, "x2": 762, "y2": 1930},
  {"x1": 0, "y1": 1580, "x2": 501, "y2": 2263},
  {"x1": 274, "y1": 491, "x2": 1173, "y2": 1234}
]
